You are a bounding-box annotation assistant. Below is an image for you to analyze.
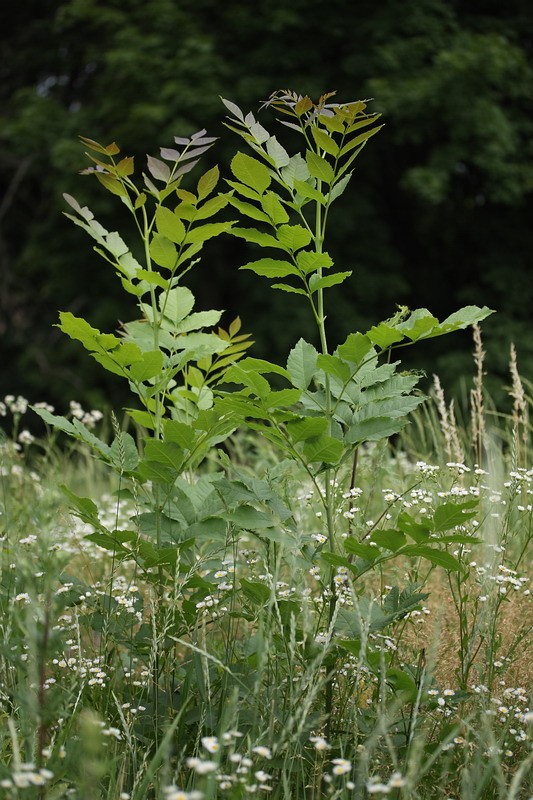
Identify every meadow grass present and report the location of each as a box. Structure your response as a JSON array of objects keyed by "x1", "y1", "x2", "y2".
[{"x1": 0, "y1": 346, "x2": 531, "y2": 800}]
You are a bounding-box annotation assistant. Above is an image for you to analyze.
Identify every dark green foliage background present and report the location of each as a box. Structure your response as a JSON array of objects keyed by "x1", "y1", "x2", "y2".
[{"x1": 2, "y1": 0, "x2": 532, "y2": 411}]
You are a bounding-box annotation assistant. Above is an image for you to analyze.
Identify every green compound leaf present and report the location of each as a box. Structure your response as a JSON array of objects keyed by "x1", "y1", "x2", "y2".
[
  {"x1": 309, "y1": 271, "x2": 352, "y2": 293},
  {"x1": 266, "y1": 136, "x2": 290, "y2": 168},
  {"x1": 302, "y1": 434, "x2": 343, "y2": 464},
  {"x1": 272, "y1": 283, "x2": 307, "y2": 295},
  {"x1": 337, "y1": 332, "x2": 373, "y2": 364},
  {"x1": 366, "y1": 323, "x2": 405, "y2": 348},
  {"x1": 149, "y1": 233, "x2": 177, "y2": 270},
  {"x1": 261, "y1": 192, "x2": 289, "y2": 224},
  {"x1": 311, "y1": 127, "x2": 340, "y2": 156},
  {"x1": 305, "y1": 150, "x2": 335, "y2": 184},
  {"x1": 240, "y1": 258, "x2": 300, "y2": 278},
  {"x1": 155, "y1": 206, "x2": 186, "y2": 244},
  {"x1": 227, "y1": 195, "x2": 271, "y2": 223},
  {"x1": 229, "y1": 227, "x2": 281, "y2": 249},
  {"x1": 293, "y1": 179, "x2": 327, "y2": 206},
  {"x1": 286, "y1": 416, "x2": 328, "y2": 443},
  {"x1": 159, "y1": 286, "x2": 195, "y2": 322},
  {"x1": 344, "y1": 538, "x2": 381, "y2": 561},
  {"x1": 197, "y1": 165, "x2": 219, "y2": 200},
  {"x1": 231, "y1": 152, "x2": 271, "y2": 194},
  {"x1": 287, "y1": 338, "x2": 319, "y2": 389},
  {"x1": 276, "y1": 224, "x2": 312, "y2": 252},
  {"x1": 345, "y1": 415, "x2": 408, "y2": 444},
  {"x1": 296, "y1": 251, "x2": 334, "y2": 275},
  {"x1": 128, "y1": 350, "x2": 164, "y2": 382},
  {"x1": 432, "y1": 500, "x2": 478, "y2": 532}
]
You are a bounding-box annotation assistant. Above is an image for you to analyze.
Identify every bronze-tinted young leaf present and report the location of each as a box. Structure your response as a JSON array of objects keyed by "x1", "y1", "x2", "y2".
[
  {"x1": 115, "y1": 156, "x2": 134, "y2": 176},
  {"x1": 294, "y1": 95, "x2": 313, "y2": 116},
  {"x1": 79, "y1": 136, "x2": 109, "y2": 155}
]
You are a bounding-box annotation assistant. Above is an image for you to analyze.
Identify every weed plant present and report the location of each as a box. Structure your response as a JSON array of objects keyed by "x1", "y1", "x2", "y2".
[{"x1": 0, "y1": 92, "x2": 530, "y2": 799}]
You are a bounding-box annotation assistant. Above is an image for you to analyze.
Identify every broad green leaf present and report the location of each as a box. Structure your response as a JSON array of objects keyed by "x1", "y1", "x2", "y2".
[
  {"x1": 346, "y1": 416, "x2": 408, "y2": 444},
  {"x1": 316, "y1": 354, "x2": 351, "y2": 382},
  {"x1": 149, "y1": 233, "x2": 177, "y2": 270},
  {"x1": 60, "y1": 485, "x2": 100, "y2": 525},
  {"x1": 286, "y1": 417, "x2": 328, "y2": 443},
  {"x1": 229, "y1": 506, "x2": 275, "y2": 529},
  {"x1": 266, "y1": 136, "x2": 290, "y2": 168},
  {"x1": 225, "y1": 180, "x2": 261, "y2": 201},
  {"x1": 280, "y1": 154, "x2": 310, "y2": 188},
  {"x1": 164, "y1": 420, "x2": 196, "y2": 450},
  {"x1": 433, "y1": 500, "x2": 478, "y2": 532},
  {"x1": 386, "y1": 668, "x2": 418, "y2": 701},
  {"x1": 185, "y1": 221, "x2": 235, "y2": 245},
  {"x1": 105, "y1": 231, "x2": 129, "y2": 258},
  {"x1": 369, "y1": 530, "x2": 406, "y2": 552},
  {"x1": 128, "y1": 350, "x2": 164, "y2": 382},
  {"x1": 311, "y1": 127, "x2": 340, "y2": 156},
  {"x1": 428, "y1": 305, "x2": 495, "y2": 337},
  {"x1": 236, "y1": 357, "x2": 291, "y2": 380},
  {"x1": 276, "y1": 224, "x2": 312, "y2": 252},
  {"x1": 143, "y1": 439, "x2": 185, "y2": 472},
  {"x1": 329, "y1": 173, "x2": 352, "y2": 203},
  {"x1": 303, "y1": 434, "x2": 343, "y2": 464},
  {"x1": 397, "y1": 512, "x2": 432, "y2": 543},
  {"x1": 261, "y1": 192, "x2": 289, "y2": 224},
  {"x1": 367, "y1": 323, "x2": 404, "y2": 348},
  {"x1": 160, "y1": 286, "x2": 195, "y2": 322},
  {"x1": 227, "y1": 195, "x2": 271, "y2": 223},
  {"x1": 293, "y1": 179, "x2": 327, "y2": 206},
  {"x1": 305, "y1": 150, "x2": 335, "y2": 184},
  {"x1": 401, "y1": 545, "x2": 462, "y2": 572},
  {"x1": 197, "y1": 165, "x2": 219, "y2": 200},
  {"x1": 135, "y1": 269, "x2": 169, "y2": 289},
  {"x1": 193, "y1": 194, "x2": 230, "y2": 220},
  {"x1": 337, "y1": 332, "x2": 373, "y2": 364},
  {"x1": 272, "y1": 283, "x2": 307, "y2": 295},
  {"x1": 344, "y1": 538, "x2": 381, "y2": 561},
  {"x1": 263, "y1": 388, "x2": 301, "y2": 408},
  {"x1": 240, "y1": 258, "x2": 300, "y2": 278},
  {"x1": 296, "y1": 251, "x2": 334, "y2": 274},
  {"x1": 155, "y1": 206, "x2": 186, "y2": 244},
  {"x1": 397, "y1": 308, "x2": 439, "y2": 341},
  {"x1": 231, "y1": 152, "x2": 271, "y2": 194},
  {"x1": 229, "y1": 227, "x2": 281, "y2": 249},
  {"x1": 174, "y1": 309, "x2": 223, "y2": 334},
  {"x1": 96, "y1": 172, "x2": 127, "y2": 197},
  {"x1": 309, "y1": 271, "x2": 352, "y2": 293},
  {"x1": 287, "y1": 338, "x2": 319, "y2": 389}
]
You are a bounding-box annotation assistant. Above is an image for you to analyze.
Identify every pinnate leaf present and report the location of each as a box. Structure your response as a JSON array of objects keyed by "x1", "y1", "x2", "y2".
[{"x1": 231, "y1": 152, "x2": 271, "y2": 194}]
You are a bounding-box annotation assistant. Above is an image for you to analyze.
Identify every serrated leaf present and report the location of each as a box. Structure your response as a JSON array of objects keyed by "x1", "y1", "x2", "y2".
[
  {"x1": 164, "y1": 420, "x2": 196, "y2": 449},
  {"x1": 261, "y1": 192, "x2": 289, "y2": 224},
  {"x1": 197, "y1": 165, "x2": 219, "y2": 200},
  {"x1": 227, "y1": 195, "x2": 270, "y2": 223},
  {"x1": 316, "y1": 354, "x2": 351, "y2": 382},
  {"x1": 159, "y1": 286, "x2": 195, "y2": 322},
  {"x1": 287, "y1": 338, "x2": 319, "y2": 389},
  {"x1": 229, "y1": 227, "x2": 281, "y2": 249},
  {"x1": 345, "y1": 416, "x2": 408, "y2": 444},
  {"x1": 266, "y1": 136, "x2": 290, "y2": 168},
  {"x1": 128, "y1": 350, "x2": 164, "y2": 382},
  {"x1": 96, "y1": 172, "x2": 127, "y2": 197},
  {"x1": 272, "y1": 283, "x2": 307, "y2": 295},
  {"x1": 397, "y1": 308, "x2": 439, "y2": 341},
  {"x1": 305, "y1": 150, "x2": 335, "y2": 184},
  {"x1": 240, "y1": 258, "x2": 299, "y2": 278},
  {"x1": 143, "y1": 439, "x2": 185, "y2": 472},
  {"x1": 303, "y1": 434, "x2": 343, "y2": 464},
  {"x1": 287, "y1": 417, "x2": 328, "y2": 443},
  {"x1": 149, "y1": 234, "x2": 177, "y2": 270},
  {"x1": 155, "y1": 206, "x2": 186, "y2": 244},
  {"x1": 231, "y1": 152, "x2": 271, "y2": 194},
  {"x1": 276, "y1": 224, "x2": 312, "y2": 252},
  {"x1": 309, "y1": 271, "x2": 351, "y2": 293},
  {"x1": 337, "y1": 332, "x2": 373, "y2": 364},
  {"x1": 330, "y1": 172, "x2": 352, "y2": 203},
  {"x1": 296, "y1": 251, "x2": 334, "y2": 275},
  {"x1": 311, "y1": 127, "x2": 339, "y2": 156},
  {"x1": 293, "y1": 179, "x2": 327, "y2": 206},
  {"x1": 220, "y1": 97, "x2": 244, "y2": 120},
  {"x1": 367, "y1": 323, "x2": 405, "y2": 349},
  {"x1": 109, "y1": 432, "x2": 139, "y2": 471},
  {"x1": 147, "y1": 155, "x2": 171, "y2": 182},
  {"x1": 185, "y1": 222, "x2": 235, "y2": 245},
  {"x1": 280, "y1": 154, "x2": 310, "y2": 188},
  {"x1": 236, "y1": 357, "x2": 290, "y2": 379}
]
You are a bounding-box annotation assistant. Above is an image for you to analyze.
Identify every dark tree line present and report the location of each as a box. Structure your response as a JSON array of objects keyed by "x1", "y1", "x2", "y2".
[{"x1": 2, "y1": 0, "x2": 532, "y2": 412}]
